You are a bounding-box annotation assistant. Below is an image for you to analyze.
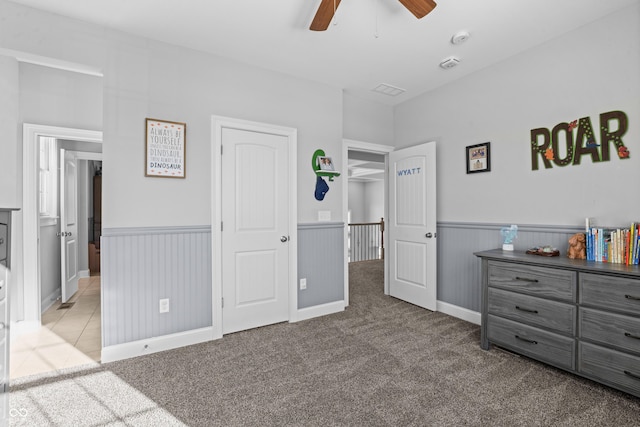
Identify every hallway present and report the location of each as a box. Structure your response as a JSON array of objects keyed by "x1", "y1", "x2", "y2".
[{"x1": 10, "y1": 276, "x2": 101, "y2": 379}]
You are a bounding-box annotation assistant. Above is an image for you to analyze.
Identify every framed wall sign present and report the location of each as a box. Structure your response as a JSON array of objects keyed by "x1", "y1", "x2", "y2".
[
  {"x1": 145, "y1": 118, "x2": 186, "y2": 178},
  {"x1": 466, "y1": 142, "x2": 491, "y2": 174}
]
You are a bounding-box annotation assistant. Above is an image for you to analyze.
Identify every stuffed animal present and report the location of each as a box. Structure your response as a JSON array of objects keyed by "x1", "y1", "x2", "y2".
[{"x1": 567, "y1": 233, "x2": 586, "y2": 259}]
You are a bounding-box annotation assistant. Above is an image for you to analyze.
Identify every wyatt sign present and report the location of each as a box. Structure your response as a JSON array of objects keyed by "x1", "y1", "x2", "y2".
[{"x1": 530, "y1": 110, "x2": 629, "y2": 170}]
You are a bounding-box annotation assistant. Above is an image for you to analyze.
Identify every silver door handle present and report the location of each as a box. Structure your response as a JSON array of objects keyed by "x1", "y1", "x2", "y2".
[
  {"x1": 425, "y1": 233, "x2": 433, "y2": 238},
  {"x1": 280, "y1": 236, "x2": 289, "y2": 243}
]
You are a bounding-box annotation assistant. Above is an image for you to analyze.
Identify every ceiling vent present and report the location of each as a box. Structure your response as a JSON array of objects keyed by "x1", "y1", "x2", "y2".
[
  {"x1": 439, "y1": 56, "x2": 460, "y2": 69},
  {"x1": 372, "y1": 83, "x2": 406, "y2": 97}
]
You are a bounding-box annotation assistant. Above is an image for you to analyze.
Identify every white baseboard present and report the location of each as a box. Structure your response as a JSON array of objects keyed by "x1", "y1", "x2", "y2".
[
  {"x1": 437, "y1": 300, "x2": 481, "y2": 325},
  {"x1": 78, "y1": 269, "x2": 90, "y2": 278},
  {"x1": 101, "y1": 326, "x2": 218, "y2": 363},
  {"x1": 292, "y1": 300, "x2": 345, "y2": 322},
  {"x1": 41, "y1": 289, "x2": 61, "y2": 313}
]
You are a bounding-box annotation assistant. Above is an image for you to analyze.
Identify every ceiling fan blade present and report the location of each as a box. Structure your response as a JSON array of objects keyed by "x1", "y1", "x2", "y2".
[
  {"x1": 398, "y1": 0, "x2": 437, "y2": 19},
  {"x1": 310, "y1": 0, "x2": 342, "y2": 31}
]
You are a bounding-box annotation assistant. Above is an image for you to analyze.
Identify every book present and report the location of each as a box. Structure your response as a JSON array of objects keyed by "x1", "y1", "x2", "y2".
[{"x1": 584, "y1": 223, "x2": 640, "y2": 265}]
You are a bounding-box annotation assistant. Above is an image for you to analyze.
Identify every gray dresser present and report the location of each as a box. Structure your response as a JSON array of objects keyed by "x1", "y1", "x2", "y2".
[
  {"x1": 476, "y1": 249, "x2": 640, "y2": 398},
  {"x1": 0, "y1": 210, "x2": 10, "y2": 423}
]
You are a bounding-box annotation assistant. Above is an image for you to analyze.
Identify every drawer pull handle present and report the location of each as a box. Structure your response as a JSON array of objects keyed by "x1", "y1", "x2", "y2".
[
  {"x1": 624, "y1": 332, "x2": 640, "y2": 340},
  {"x1": 624, "y1": 370, "x2": 640, "y2": 381},
  {"x1": 515, "y1": 276, "x2": 539, "y2": 283},
  {"x1": 625, "y1": 294, "x2": 640, "y2": 301},
  {"x1": 515, "y1": 335, "x2": 538, "y2": 345},
  {"x1": 515, "y1": 305, "x2": 538, "y2": 314}
]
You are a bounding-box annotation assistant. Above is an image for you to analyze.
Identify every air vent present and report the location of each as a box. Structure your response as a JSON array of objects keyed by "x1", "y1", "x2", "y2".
[
  {"x1": 439, "y1": 56, "x2": 460, "y2": 69},
  {"x1": 372, "y1": 83, "x2": 406, "y2": 97}
]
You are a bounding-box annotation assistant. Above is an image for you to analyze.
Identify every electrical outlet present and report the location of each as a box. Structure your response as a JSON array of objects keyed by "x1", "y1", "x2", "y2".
[
  {"x1": 159, "y1": 298, "x2": 170, "y2": 313},
  {"x1": 300, "y1": 278, "x2": 307, "y2": 290}
]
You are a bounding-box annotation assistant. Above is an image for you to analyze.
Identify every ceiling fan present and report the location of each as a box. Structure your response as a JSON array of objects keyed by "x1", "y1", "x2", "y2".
[{"x1": 310, "y1": 0, "x2": 437, "y2": 31}]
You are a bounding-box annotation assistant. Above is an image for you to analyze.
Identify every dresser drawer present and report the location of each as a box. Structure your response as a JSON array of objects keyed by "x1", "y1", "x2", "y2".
[
  {"x1": 579, "y1": 342, "x2": 640, "y2": 396},
  {"x1": 487, "y1": 314, "x2": 575, "y2": 370},
  {"x1": 579, "y1": 308, "x2": 640, "y2": 355},
  {"x1": 488, "y1": 261, "x2": 576, "y2": 302},
  {"x1": 580, "y1": 273, "x2": 640, "y2": 316},
  {"x1": 488, "y1": 287, "x2": 575, "y2": 334}
]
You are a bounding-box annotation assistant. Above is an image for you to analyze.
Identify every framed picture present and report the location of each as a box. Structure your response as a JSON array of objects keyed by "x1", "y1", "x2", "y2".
[
  {"x1": 466, "y1": 142, "x2": 491, "y2": 174},
  {"x1": 318, "y1": 156, "x2": 335, "y2": 171},
  {"x1": 145, "y1": 118, "x2": 186, "y2": 178}
]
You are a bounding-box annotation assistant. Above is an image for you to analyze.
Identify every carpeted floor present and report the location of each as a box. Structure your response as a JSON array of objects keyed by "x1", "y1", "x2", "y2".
[{"x1": 9, "y1": 259, "x2": 640, "y2": 426}]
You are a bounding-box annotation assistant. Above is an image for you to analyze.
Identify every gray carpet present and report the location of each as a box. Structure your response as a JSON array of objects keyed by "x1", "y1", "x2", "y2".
[{"x1": 10, "y1": 259, "x2": 640, "y2": 426}]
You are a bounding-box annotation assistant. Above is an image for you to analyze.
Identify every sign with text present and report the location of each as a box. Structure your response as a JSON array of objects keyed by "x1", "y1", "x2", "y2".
[
  {"x1": 530, "y1": 110, "x2": 629, "y2": 171},
  {"x1": 145, "y1": 118, "x2": 186, "y2": 178}
]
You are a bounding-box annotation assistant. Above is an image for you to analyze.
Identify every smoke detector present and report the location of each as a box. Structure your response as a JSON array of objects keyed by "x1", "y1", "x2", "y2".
[
  {"x1": 439, "y1": 56, "x2": 460, "y2": 69},
  {"x1": 451, "y1": 31, "x2": 470, "y2": 45}
]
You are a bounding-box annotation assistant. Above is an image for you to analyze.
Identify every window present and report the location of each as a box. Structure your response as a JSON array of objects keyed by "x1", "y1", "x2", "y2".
[{"x1": 39, "y1": 137, "x2": 58, "y2": 226}]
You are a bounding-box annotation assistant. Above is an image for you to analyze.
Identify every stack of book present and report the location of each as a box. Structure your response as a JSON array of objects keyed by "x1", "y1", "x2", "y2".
[{"x1": 586, "y1": 222, "x2": 640, "y2": 264}]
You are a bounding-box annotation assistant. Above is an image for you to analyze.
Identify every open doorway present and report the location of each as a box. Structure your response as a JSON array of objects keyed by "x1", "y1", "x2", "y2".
[
  {"x1": 347, "y1": 150, "x2": 385, "y2": 262},
  {"x1": 342, "y1": 140, "x2": 394, "y2": 306},
  {"x1": 13, "y1": 125, "x2": 103, "y2": 379}
]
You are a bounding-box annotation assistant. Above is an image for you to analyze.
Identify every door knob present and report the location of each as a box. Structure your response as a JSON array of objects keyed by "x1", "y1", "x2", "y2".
[
  {"x1": 425, "y1": 232, "x2": 435, "y2": 238},
  {"x1": 280, "y1": 236, "x2": 289, "y2": 242}
]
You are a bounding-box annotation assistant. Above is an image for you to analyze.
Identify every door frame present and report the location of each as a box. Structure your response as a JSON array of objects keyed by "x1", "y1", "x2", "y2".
[
  {"x1": 211, "y1": 116, "x2": 298, "y2": 339},
  {"x1": 22, "y1": 124, "x2": 102, "y2": 325},
  {"x1": 342, "y1": 139, "x2": 394, "y2": 305}
]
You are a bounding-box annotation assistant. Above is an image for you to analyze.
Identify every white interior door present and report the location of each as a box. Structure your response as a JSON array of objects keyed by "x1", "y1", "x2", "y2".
[
  {"x1": 221, "y1": 127, "x2": 290, "y2": 334},
  {"x1": 388, "y1": 142, "x2": 437, "y2": 310},
  {"x1": 60, "y1": 149, "x2": 79, "y2": 302}
]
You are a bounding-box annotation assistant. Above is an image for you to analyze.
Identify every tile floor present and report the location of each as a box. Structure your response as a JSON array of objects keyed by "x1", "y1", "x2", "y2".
[{"x1": 10, "y1": 275, "x2": 101, "y2": 379}]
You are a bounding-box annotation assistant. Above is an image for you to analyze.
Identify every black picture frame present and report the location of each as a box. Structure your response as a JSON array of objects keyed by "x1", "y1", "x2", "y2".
[{"x1": 466, "y1": 142, "x2": 491, "y2": 174}]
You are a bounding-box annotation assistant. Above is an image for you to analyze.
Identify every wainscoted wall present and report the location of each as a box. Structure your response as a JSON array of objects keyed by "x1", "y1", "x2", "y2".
[
  {"x1": 298, "y1": 222, "x2": 345, "y2": 309},
  {"x1": 101, "y1": 226, "x2": 212, "y2": 347},
  {"x1": 437, "y1": 222, "x2": 584, "y2": 313}
]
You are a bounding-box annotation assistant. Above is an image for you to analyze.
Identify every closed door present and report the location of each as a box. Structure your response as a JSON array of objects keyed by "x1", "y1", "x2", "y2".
[
  {"x1": 388, "y1": 142, "x2": 437, "y2": 310},
  {"x1": 221, "y1": 127, "x2": 290, "y2": 334},
  {"x1": 60, "y1": 149, "x2": 79, "y2": 302}
]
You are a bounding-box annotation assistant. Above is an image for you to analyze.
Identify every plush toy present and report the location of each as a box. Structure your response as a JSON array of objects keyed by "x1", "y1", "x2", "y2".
[{"x1": 567, "y1": 233, "x2": 586, "y2": 259}]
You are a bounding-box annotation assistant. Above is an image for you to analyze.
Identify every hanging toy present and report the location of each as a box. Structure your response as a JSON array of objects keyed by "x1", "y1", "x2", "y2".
[{"x1": 311, "y1": 149, "x2": 340, "y2": 201}]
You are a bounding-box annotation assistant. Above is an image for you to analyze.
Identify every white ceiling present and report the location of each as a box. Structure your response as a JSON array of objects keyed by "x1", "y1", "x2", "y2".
[{"x1": 9, "y1": 0, "x2": 638, "y2": 105}]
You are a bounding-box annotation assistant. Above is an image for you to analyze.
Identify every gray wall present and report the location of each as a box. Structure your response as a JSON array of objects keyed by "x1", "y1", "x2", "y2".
[
  {"x1": 394, "y1": 3, "x2": 640, "y2": 227},
  {"x1": 437, "y1": 222, "x2": 583, "y2": 312},
  {"x1": 101, "y1": 226, "x2": 212, "y2": 347},
  {"x1": 343, "y1": 92, "x2": 394, "y2": 145},
  {"x1": 0, "y1": 0, "x2": 350, "y2": 344},
  {"x1": 39, "y1": 223, "x2": 60, "y2": 310},
  {"x1": 0, "y1": 56, "x2": 18, "y2": 209},
  {"x1": 347, "y1": 181, "x2": 366, "y2": 223},
  {"x1": 397, "y1": 3, "x2": 640, "y2": 314},
  {"x1": 298, "y1": 223, "x2": 345, "y2": 309},
  {"x1": 348, "y1": 180, "x2": 384, "y2": 224}
]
